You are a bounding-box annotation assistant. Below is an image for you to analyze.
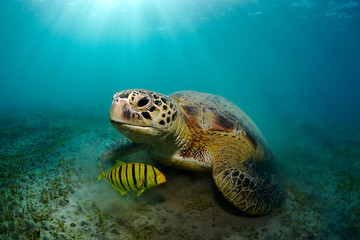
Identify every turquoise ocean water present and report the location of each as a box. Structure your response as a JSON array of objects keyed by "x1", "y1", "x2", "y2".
[
  {"x1": 1, "y1": 0, "x2": 360, "y2": 239},
  {"x1": 1, "y1": 0, "x2": 359, "y2": 125}
]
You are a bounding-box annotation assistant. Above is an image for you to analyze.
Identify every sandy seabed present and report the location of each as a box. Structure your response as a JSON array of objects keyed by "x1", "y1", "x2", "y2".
[{"x1": 0, "y1": 109, "x2": 359, "y2": 240}]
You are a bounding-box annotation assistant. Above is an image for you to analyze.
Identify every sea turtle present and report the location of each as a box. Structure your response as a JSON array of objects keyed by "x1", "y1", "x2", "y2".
[{"x1": 99, "y1": 89, "x2": 284, "y2": 215}]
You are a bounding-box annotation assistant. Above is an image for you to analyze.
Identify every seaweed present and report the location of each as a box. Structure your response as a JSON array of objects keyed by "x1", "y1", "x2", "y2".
[
  {"x1": 0, "y1": 154, "x2": 79, "y2": 238},
  {"x1": 183, "y1": 195, "x2": 213, "y2": 213},
  {"x1": 93, "y1": 208, "x2": 113, "y2": 237},
  {"x1": 131, "y1": 225, "x2": 159, "y2": 240},
  {"x1": 69, "y1": 229, "x2": 84, "y2": 239},
  {"x1": 54, "y1": 218, "x2": 68, "y2": 232},
  {"x1": 310, "y1": 216, "x2": 322, "y2": 236}
]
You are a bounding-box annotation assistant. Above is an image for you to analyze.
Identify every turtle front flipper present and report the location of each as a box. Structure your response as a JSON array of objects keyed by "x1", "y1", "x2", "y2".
[
  {"x1": 98, "y1": 138, "x2": 150, "y2": 161},
  {"x1": 212, "y1": 145, "x2": 284, "y2": 215}
]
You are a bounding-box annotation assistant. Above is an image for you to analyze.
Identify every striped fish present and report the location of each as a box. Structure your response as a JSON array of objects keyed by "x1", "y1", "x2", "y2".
[{"x1": 98, "y1": 160, "x2": 166, "y2": 196}]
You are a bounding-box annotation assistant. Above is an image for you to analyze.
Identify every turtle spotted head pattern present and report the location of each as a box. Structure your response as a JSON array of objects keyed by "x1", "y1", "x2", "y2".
[
  {"x1": 110, "y1": 89, "x2": 180, "y2": 144},
  {"x1": 105, "y1": 89, "x2": 284, "y2": 215}
]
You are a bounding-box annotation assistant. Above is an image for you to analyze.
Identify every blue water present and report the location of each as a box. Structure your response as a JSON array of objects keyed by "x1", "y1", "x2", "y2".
[
  {"x1": 1, "y1": 0, "x2": 359, "y2": 126},
  {"x1": 1, "y1": 1, "x2": 360, "y2": 239}
]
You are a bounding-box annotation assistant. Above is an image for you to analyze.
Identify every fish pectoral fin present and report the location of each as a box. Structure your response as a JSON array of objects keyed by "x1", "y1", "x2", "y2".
[
  {"x1": 136, "y1": 189, "x2": 145, "y2": 196},
  {"x1": 118, "y1": 189, "x2": 127, "y2": 195},
  {"x1": 136, "y1": 181, "x2": 145, "y2": 196},
  {"x1": 112, "y1": 184, "x2": 127, "y2": 195}
]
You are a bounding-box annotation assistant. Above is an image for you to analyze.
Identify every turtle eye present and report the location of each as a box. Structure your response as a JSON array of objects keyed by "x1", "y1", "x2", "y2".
[{"x1": 137, "y1": 96, "x2": 150, "y2": 107}]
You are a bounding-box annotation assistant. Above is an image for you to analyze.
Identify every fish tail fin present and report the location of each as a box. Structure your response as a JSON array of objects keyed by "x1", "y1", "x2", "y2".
[{"x1": 98, "y1": 160, "x2": 106, "y2": 181}]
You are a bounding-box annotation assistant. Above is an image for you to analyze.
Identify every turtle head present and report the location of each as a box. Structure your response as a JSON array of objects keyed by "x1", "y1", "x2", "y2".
[{"x1": 110, "y1": 89, "x2": 179, "y2": 144}]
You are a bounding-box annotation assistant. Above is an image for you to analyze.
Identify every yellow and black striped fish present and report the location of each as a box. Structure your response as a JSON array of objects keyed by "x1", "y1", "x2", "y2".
[{"x1": 98, "y1": 160, "x2": 166, "y2": 196}]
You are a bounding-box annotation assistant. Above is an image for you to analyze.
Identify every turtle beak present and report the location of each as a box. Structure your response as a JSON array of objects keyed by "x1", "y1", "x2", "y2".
[
  {"x1": 110, "y1": 97, "x2": 130, "y2": 124},
  {"x1": 111, "y1": 90, "x2": 146, "y2": 125}
]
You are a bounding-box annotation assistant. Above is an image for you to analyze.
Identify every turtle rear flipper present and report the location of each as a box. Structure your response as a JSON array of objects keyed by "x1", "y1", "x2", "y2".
[{"x1": 212, "y1": 146, "x2": 284, "y2": 215}]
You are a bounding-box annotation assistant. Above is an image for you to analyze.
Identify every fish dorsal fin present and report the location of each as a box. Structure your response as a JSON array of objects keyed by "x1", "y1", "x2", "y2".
[{"x1": 109, "y1": 160, "x2": 126, "y2": 171}]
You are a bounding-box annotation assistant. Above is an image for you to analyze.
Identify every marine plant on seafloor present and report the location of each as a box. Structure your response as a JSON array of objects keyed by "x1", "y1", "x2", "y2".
[
  {"x1": 75, "y1": 201, "x2": 83, "y2": 212},
  {"x1": 94, "y1": 209, "x2": 110, "y2": 236},
  {"x1": 310, "y1": 216, "x2": 322, "y2": 236},
  {"x1": 131, "y1": 225, "x2": 158, "y2": 240},
  {"x1": 51, "y1": 231, "x2": 67, "y2": 240},
  {"x1": 173, "y1": 228, "x2": 187, "y2": 238},
  {"x1": 7, "y1": 221, "x2": 15, "y2": 235},
  {"x1": 40, "y1": 188, "x2": 49, "y2": 204},
  {"x1": 82, "y1": 201, "x2": 89, "y2": 208},
  {"x1": 183, "y1": 195, "x2": 213, "y2": 213},
  {"x1": 3, "y1": 208, "x2": 12, "y2": 222},
  {"x1": 31, "y1": 209, "x2": 50, "y2": 223},
  {"x1": 24, "y1": 227, "x2": 41, "y2": 239},
  {"x1": 54, "y1": 218, "x2": 67, "y2": 232},
  {"x1": 0, "y1": 223, "x2": 6, "y2": 235},
  {"x1": 69, "y1": 229, "x2": 84, "y2": 239},
  {"x1": 0, "y1": 121, "x2": 86, "y2": 238},
  {"x1": 16, "y1": 217, "x2": 27, "y2": 230}
]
